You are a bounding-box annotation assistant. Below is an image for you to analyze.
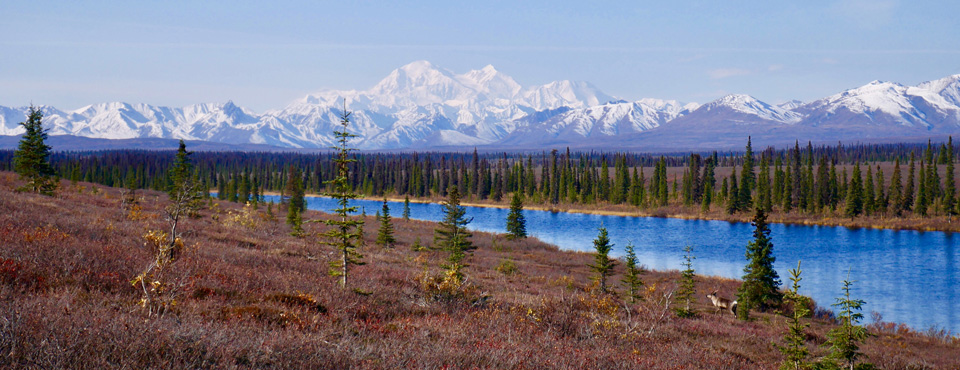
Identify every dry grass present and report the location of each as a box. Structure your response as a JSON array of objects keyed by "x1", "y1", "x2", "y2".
[{"x1": 0, "y1": 171, "x2": 956, "y2": 369}]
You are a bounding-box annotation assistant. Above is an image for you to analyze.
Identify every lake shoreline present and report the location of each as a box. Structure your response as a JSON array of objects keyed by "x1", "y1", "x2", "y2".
[{"x1": 279, "y1": 191, "x2": 958, "y2": 234}]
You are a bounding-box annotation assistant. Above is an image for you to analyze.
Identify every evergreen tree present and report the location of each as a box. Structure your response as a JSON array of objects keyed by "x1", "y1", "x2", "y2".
[
  {"x1": 402, "y1": 195, "x2": 411, "y2": 220},
  {"x1": 904, "y1": 152, "x2": 916, "y2": 211},
  {"x1": 239, "y1": 171, "x2": 250, "y2": 203},
  {"x1": 13, "y1": 106, "x2": 56, "y2": 195},
  {"x1": 863, "y1": 166, "x2": 875, "y2": 215},
  {"x1": 925, "y1": 141, "x2": 941, "y2": 208},
  {"x1": 845, "y1": 163, "x2": 863, "y2": 218},
  {"x1": 285, "y1": 166, "x2": 305, "y2": 228},
  {"x1": 874, "y1": 166, "x2": 886, "y2": 214},
  {"x1": 376, "y1": 199, "x2": 396, "y2": 247},
  {"x1": 737, "y1": 208, "x2": 782, "y2": 319},
  {"x1": 227, "y1": 175, "x2": 238, "y2": 203},
  {"x1": 783, "y1": 165, "x2": 794, "y2": 213},
  {"x1": 657, "y1": 157, "x2": 669, "y2": 206},
  {"x1": 945, "y1": 137, "x2": 956, "y2": 215},
  {"x1": 505, "y1": 192, "x2": 527, "y2": 240},
  {"x1": 773, "y1": 156, "x2": 785, "y2": 207},
  {"x1": 727, "y1": 168, "x2": 740, "y2": 214},
  {"x1": 701, "y1": 181, "x2": 714, "y2": 213},
  {"x1": 288, "y1": 208, "x2": 303, "y2": 237},
  {"x1": 216, "y1": 173, "x2": 227, "y2": 200},
  {"x1": 434, "y1": 186, "x2": 475, "y2": 283},
  {"x1": 740, "y1": 137, "x2": 756, "y2": 208},
  {"x1": 621, "y1": 243, "x2": 644, "y2": 303},
  {"x1": 589, "y1": 226, "x2": 617, "y2": 293},
  {"x1": 675, "y1": 245, "x2": 697, "y2": 318},
  {"x1": 321, "y1": 107, "x2": 365, "y2": 288},
  {"x1": 825, "y1": 277, "x2": 870, "y2": 370},
  {"x1": 779, "y1": 261, "x2": 810, "y2": 370},
  {"x1": 889, "y1": 158, "x2": 904, "y2": 216},
  {"x1": 916, "y1": 160, "x2": 928, "y2": 216},
  {"x1": 758, "y1": 153, "x2": 772, "y2": 212}
]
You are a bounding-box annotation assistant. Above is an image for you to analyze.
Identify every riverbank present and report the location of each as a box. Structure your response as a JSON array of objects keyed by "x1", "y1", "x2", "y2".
[
  {"x1": 346, "y1": 193, "x2": 960, "y2": 233},
  {"x1": 5, "y1": 174, "x2": 957, "y2": 368}
]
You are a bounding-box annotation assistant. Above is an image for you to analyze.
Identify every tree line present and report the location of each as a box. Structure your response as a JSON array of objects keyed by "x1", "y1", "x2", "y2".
[{"x1": 2, "y1": 134, "x2": 959, "y2": 218}]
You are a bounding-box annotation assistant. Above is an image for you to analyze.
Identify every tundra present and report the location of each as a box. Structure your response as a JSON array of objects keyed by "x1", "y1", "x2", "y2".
[{"x1": 706, "y1": 292, "x2": 738, "y2": 315}]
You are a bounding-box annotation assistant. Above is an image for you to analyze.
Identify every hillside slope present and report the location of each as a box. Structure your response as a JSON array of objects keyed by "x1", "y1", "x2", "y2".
[{"x1": 0, "y1": 174, "x2": 956, "y2": 369}]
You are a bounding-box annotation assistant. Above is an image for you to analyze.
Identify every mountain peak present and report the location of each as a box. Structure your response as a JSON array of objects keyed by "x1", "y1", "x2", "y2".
[{"x1": 400, "y1": 59, "x2": 435, "y2": 69}]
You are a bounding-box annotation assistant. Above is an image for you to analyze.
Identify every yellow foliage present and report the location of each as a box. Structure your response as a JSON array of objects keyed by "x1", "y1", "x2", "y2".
[
  {"x1": 127, "y1": 204, "x2": 147, "y2": 220},
  {"x1": 21, "y1": 225, "x2": 71, "y2": 243},
  {"x1": 224, "y1": 202, "x2": 260, "y2": 229}
]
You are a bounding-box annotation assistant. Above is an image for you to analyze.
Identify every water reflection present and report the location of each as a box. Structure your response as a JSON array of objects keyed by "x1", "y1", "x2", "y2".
[{"x1": 273, "y1": 195, "x2": 959, "y2": 334}]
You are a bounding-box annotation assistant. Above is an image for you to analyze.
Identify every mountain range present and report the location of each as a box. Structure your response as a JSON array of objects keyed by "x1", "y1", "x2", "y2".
[{"x1": 2, "y1": 60, "x2": 960, "y2": 151}]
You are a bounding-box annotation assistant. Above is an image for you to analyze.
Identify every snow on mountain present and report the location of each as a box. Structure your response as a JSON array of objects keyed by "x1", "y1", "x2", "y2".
[
  {"x1": 498, "y1": 98, "x2": 693, "y2": 147},
  {"x1": 798, "y1": 79, "x2": 960, "y2": 129},
  {"x1": 697, "y1": 94, "x2": 802, "y2": 124},
  {"x1": 6, "y1": 62, "x2": 960, "y2": 151},
  {"x1": 280, "y1": 60, "x2": 616, "y2": 147},
  {"x1": 777, "y1": 100, "x2": 804, "y2": 111},
  {"x1": 519, "y1": 80, "x2": 614, "y2": 110}
]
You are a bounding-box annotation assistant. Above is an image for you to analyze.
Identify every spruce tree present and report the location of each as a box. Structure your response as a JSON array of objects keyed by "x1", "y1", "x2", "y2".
[
  {"x1": 589, "y1": 226, "x2": 617, "y2": 293},
  {"x1": 675, "y1": 245, "x2": 697, "y2": 318},
  {"x1": 916, "y1": 160, "x2": 928, "y2": 216},
  {"x1": 621, "y1": 243, "x2": 644, "y2": 303},
  {"x1": 864, "y1": 166, "x2": 875, "y2": 216},
  {"x1": 945, "y1": 137, "x2": 956, "y2": 215},
  {"x1": 874, "y1": 166, "x2": 886, "y2": 214},
  {"x1": 779, "y1": 261, "x2": 810, "y2": 370},
  {"x1": 434, "y1": 186, "x2": 475, "y2": 283},
  {"x1": 321, "y1": 106, "x2": 365, "y2": 288},
  {"x1": 844, "y1": 163, "x2": 863, "y2": 218},
  {"x1": 739, "y1": 137, "x2": 756, "y2": 208},
  {"x1": 904, "y1": 152, "x2": 916, "y2": 211},
  {"x1": 737, "y1": 207, "x2": 782, "y2": 319},
  {"x1": 285, "y1": 166, "x2": 305, "y2": 228},
  {"x1": 758, "y1": 153, "x2": 772, "y2": 212},
  {"x1": 727, "y1": 168, "x2": 740, "y2": 214},
  {"x1": 13, "y1": 106, "x2": 56, "y2": 195},
  {"x1": 505, "y1": 192, "x2": 527, "y2": 240},
  {"x1": 783, "y1": 165, "x2": 794, "y2": 213},
  {"x1": 825, "y1": 277, "x2": 870, "y2": 370},
  {"x1": 376, "y1": 199, "x2": 396, "y2": 247},
  {"x1": 889, "y1": 158, "x2": 904, "y2": 216}
]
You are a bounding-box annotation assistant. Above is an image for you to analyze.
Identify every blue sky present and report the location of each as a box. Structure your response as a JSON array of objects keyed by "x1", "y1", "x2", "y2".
[{"x1": 2, "y1": 0, "x2": 959, "y2": 112}]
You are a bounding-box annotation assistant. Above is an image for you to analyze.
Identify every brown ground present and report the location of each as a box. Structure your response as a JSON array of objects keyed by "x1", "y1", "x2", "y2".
[{"x1": 1, "y1": 172, "x2": 956, "y2": 369}]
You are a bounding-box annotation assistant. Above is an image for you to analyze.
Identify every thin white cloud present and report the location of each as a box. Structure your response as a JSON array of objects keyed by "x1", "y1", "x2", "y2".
[{"x1": 708, "y1": 68, "x2": 753, "y2": 79}]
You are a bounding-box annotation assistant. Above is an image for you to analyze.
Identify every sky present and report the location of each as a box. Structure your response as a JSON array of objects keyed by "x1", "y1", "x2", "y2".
[{"x1": 2, "y1": 0, "x2": 959, "y2": 112}]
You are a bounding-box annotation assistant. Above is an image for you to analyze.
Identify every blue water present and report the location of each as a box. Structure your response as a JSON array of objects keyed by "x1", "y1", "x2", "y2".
[{"x1": 269, "y1": 195, "x2": 959, "y2": 334}]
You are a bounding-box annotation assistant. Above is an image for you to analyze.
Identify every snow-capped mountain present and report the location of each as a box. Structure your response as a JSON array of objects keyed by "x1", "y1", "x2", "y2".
[
  {"x1": 674, "y1": 94, "x2": 802, "y2": 126},
  {"x1": 499, "y1": 98, "x2": 695, "y2": 147},
  {"x1": 3, "y1": 63, "x2": 960, "y2": 151},
  {"x1": 796, "y1": 79, "x2": 960, "y2": 130}
]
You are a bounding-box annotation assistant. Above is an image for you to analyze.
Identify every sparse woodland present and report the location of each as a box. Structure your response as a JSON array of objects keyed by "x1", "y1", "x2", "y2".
[
  {"x1": 0, "y1": 172, "x2": 957, "y2": 369},
  {"x1": 1, "y1": 111, "x2": 957, "y2": 368},
  {"x1": 5, "y1": 138, "x2": 960, "y2": 232}
]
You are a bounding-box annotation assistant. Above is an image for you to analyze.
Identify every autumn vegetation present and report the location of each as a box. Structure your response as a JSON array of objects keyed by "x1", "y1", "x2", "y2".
[{"x1": 1, "y1": 173, "x2": 957, "y2": 369}]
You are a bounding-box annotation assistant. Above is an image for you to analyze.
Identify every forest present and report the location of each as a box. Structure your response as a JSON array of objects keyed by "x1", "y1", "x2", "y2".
[{"x1": 2, "y1": 137, "x2": 959, "y2": 230}]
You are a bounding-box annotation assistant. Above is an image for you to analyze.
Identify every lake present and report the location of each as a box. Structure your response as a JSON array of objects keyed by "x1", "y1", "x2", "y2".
[{"x1": 268, "y1": 195, "x2": 959, "y2": 335}]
